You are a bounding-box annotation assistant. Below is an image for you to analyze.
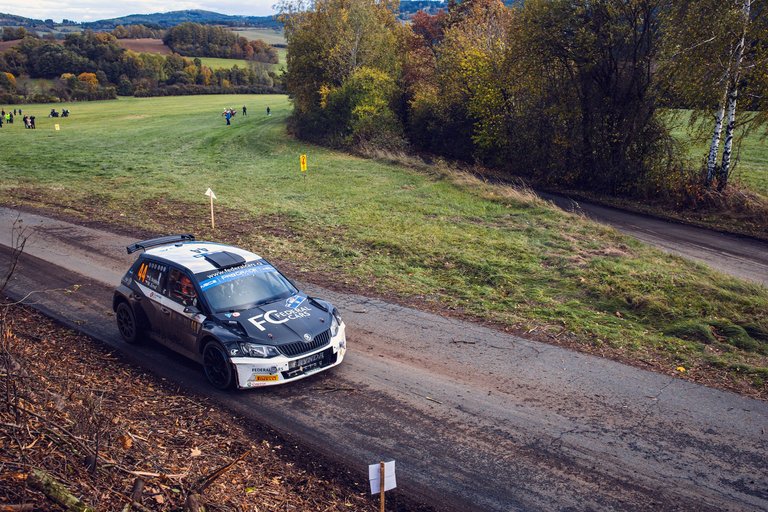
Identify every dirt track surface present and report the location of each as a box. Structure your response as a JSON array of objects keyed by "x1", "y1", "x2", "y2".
[
  {"x1": 1, "y1": 207, "x2": 767, "y2": 511},
  {"x1": 541, "y1": 193, "x2": 768, "y2": 286}
]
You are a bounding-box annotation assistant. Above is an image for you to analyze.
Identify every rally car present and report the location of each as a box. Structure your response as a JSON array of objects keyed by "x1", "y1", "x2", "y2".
[{"x1": 113, "y1": 235, "x2": 346, "y2": 389}]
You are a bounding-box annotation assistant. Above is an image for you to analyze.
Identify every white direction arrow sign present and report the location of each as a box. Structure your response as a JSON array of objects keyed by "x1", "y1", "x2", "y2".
[{"x1": 205, "y1": 188, "x2": 216, "y2": 229}]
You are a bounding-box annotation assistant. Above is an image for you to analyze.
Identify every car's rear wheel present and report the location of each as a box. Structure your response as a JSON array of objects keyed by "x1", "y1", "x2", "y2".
[
  {"x1": 116, "y1": 302, "x2": 142, "y2": 344},
  {"x1": 203, "y1": 341, "x2": 234, "y2": 390}
]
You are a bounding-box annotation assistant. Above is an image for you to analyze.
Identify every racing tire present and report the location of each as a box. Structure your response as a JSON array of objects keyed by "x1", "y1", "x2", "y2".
[
  {"x1": 203, "y1": 341, "x2": 234, "y2": 390},
  {"x1": 116, "y1": 302, "x2": 142, "y2": 344}
]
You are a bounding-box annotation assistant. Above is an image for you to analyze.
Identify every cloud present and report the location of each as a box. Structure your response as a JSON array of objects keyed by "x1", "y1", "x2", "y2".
[{"x1": 7, "y1": 0, "x2": 277, "y2": 22}]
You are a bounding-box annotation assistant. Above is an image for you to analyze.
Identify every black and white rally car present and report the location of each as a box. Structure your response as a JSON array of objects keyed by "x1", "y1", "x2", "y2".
[{"x1": 113, "y1": 235, "x2": 346, "y2": 389}]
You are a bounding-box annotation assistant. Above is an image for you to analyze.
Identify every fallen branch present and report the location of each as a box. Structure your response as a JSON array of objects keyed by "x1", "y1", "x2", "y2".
[
  {"x1": 125, "y1": 470, "x2": 186, "y2": 479},
  {"x1": 194, "y1": 449, "x2": 252, "y2": 494},
  {"x1": 28, "y1": 469, "x2": 94, "y2": 512},
  {"x1": 184, "y1": 451, "x2": 253, "y2": 512},
  {"x1": 0, "y1": 505, "x2": 35, "y2": 511}
]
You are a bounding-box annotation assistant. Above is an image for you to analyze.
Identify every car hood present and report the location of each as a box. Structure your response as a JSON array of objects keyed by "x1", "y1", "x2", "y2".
[{"x1": 215, "y1": 295, "x2": 332, "y2": 345}]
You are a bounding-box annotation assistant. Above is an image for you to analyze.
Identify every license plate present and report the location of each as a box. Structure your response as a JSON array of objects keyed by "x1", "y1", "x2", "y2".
[
  {"x1": 255, "y1": 375, "x2": 279, "y2": 382},
  {"x1": 290, "y1": 352, "x2": 324, "y2": 369}
]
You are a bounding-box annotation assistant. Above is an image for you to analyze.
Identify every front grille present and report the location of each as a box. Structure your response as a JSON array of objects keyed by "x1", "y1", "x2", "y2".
[{"x1": 278, "y1": 328, "x2": 331, "y2": 357}]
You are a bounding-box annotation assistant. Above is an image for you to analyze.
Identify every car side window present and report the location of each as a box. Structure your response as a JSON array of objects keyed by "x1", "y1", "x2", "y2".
[
  {"x1": 135, "y1": 258, "x2": 167, "y2": 294},
  {"x1": 168, "y1": 268, "x2": 198, "y2": 307}
]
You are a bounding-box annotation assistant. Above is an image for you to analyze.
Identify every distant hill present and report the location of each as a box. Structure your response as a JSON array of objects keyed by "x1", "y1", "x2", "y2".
[
  {"x1": 1, "y1": 3, "x2": 525, "y2": 33},
  {"x1": 0, "y1": 12, "x2": 54, "y2": 29},
  {"x1": 81, "y1": 10, "x2": 281, "y2": 30},
  {"x1": 0, "y1": 10, "x2": 280, "y2": 31}
]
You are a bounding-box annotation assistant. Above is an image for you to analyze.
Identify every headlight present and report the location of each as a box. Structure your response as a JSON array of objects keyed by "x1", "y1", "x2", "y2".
[
  {"x1": 239, "y1": 342, "x2": 280, "y2": 358},
  {"x1": 330, "y1": 310, "x2": 341, "y2": 337}
]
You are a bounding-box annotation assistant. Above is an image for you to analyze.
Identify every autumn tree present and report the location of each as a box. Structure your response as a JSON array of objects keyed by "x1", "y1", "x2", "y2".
[
  {"x1": 0, "y1": 71, "x2": 16, "y2": 92},
  {"x1": 280, "y1": 0, "x2": 404, "y2": 146},
  {"x1": 510, "y1": 0, "x2": 675, "y2": 194},
  {"x1": 77, "y1": 72, "x2": 99, "y2": 88},
  {"x1": 436, "y1": 0, "x2": 514, "y2": 163}
]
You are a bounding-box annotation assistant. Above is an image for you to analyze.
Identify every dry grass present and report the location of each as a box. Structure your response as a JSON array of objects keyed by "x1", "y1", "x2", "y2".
[{"x1": 115, "y1": 39, "x2": 173, "y2": 55}]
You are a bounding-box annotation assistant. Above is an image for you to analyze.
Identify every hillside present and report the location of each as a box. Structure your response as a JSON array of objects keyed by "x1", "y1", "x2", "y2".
[
  {"x1": 0, "y1": 10, "x2": 280, "y2": 31},
  {"x1": 0, "y1": 94, "x2": 765, "y2": 395},
  {"x1": 0, "y1": 3, "x2": 459, "y2": 31},
  {"x1": 82, "y1": 10, "x2": 281, "y2": 30}
]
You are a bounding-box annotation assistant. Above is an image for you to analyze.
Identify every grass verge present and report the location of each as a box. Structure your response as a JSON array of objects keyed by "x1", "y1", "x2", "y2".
[{"x1": 0, "y1": 95, "x2": 766, "y2": 397}]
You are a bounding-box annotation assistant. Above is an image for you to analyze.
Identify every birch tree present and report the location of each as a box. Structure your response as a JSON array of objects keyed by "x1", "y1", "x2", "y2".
[{"x1": 663, "y1": 0, "x2": 767, "y2": 190}]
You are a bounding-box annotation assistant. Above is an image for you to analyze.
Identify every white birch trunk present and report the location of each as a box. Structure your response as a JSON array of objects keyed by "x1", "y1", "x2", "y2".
[
  {"x1": 705, "y1": 101, "x2": 725, "y2": 186},
  {"x1": 718, "y1": 0, "x2": 751, "y2": 190},
  {"x1": 719, "y1": 86, "x2": 738, "y2": 187}
]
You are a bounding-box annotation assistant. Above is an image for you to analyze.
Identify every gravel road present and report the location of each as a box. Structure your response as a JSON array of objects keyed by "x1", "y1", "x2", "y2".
[{"x1": 1, "y1": 206, "x2": 766, "y2": 511}]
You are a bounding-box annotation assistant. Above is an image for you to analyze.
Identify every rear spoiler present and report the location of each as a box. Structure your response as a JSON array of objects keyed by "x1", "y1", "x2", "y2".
[{"x1": 126, "y1": 234, "x2": 195, "y2": 254}]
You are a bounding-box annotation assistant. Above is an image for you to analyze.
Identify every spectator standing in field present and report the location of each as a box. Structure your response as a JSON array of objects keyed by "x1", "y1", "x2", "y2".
[
  {"x1": 225, "y1": 110, "x2": 231, "y2": 125},
  {"x1": 8, "y1": 113, "x2": 13, "y2": 124},
  {"x1": 242, "y1": 105, "x2": 247, "y2": 116},
  {"x1": 30, "y1": 115, "x2": 35, "y2": 129},
  {"x1": 266, "y1": 106, "x2": 271, "y2": 116}
]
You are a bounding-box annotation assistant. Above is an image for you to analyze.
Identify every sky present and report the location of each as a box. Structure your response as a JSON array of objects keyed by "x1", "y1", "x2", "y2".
[{"x1": 2, "y1": 0, "x2": 278, "y2": 22}]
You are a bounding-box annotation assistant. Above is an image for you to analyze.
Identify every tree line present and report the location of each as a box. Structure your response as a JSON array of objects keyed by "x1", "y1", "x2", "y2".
[
  {"x1": 281, "y1": 0, "x2": 767, "y2": 196},
  {"x1": 163, "y1": 23, "x2": 279, "y2": 62},
  {"x1": 0, "y1": 29, "x2": 282, "y2": 103},
  {"x1": 110, "y1": 24, "x2": 164, "y2": 39}
]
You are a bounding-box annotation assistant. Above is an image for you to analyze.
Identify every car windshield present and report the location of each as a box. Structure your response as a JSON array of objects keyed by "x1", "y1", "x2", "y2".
[{"x1": 197, "y1": 263, "x2": 297, "y2": 313}]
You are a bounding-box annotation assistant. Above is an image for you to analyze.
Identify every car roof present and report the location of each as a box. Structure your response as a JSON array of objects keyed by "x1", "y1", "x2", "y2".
[{"x1": 143, "y1": 242, "x2": 262, "y2": 274}]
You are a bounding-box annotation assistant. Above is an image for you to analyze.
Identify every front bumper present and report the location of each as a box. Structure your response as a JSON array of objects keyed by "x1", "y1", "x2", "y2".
[{"x1": 231, "y1": 322, "x2": 347, "y2": 389}]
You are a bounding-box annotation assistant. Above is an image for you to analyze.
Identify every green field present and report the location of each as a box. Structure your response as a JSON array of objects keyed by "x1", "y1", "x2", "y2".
[
  {"x1": 198, "y1": 57, "x2": 251, "y2": 70},
  {"x1": 668, "y1": 111, "x2": 768, "y2": 197},
  {"x1": 232, "y1": 27, "x2": 286, "y2": 46},
  {"x1": 199, "y1": 48, "x2": 286, "y2": 72},
  {"x1": 0, "y1": 95, "x2": 766, "y2": 394},
  {"x1": 12, "y1": 77, "x2": 56, "y2": 95}
]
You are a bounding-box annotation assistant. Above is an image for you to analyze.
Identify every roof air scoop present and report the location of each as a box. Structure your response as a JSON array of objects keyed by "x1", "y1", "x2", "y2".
[{"x1": 203, "y1": 251, "x2": 247, "y2": 269}]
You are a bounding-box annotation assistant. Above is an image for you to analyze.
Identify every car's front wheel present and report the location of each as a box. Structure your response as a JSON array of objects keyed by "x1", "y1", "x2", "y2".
[
  {"x1": 202, "y1": 341, "x2": 234, "y2": 390},
  {"x1": 116, "y1": 302, "x2": 142, "y2": 344}
]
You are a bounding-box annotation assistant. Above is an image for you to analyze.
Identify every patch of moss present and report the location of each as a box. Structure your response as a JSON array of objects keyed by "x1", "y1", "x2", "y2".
[
  {"x1": 738, "y1": 323, "x2": 768, "y2": 343},
  {"x1": 710, "y1": 321, "x2": 760, "y2": 353},
  {"x1": 665, "y1": 321, "x2": 716, "y2": 344}
]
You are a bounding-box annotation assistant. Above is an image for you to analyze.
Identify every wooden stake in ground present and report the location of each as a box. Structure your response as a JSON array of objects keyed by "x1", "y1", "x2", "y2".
[
  {"x1": 379, "y1": 461, "x2": 385, "y2": 512},
  {"x1": 204, "y1": 188, "x2": 216, "y2": 229},
  {"x1": 369, "y1": 460, "x2": 395, "y2": 512}
]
